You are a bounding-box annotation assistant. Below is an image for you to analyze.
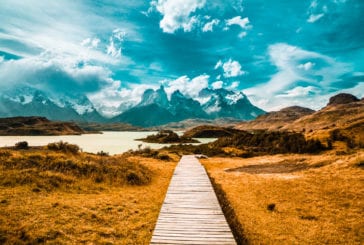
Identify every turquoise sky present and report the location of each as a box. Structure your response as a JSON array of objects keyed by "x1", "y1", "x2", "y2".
[{"x1": 0, "y1": 0, "x2": 363, "y2": 114}]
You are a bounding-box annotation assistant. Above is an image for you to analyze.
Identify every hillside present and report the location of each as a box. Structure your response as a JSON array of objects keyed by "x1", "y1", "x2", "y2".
[
  {"x1": 0, "y1": 117, "x2": 85, "y2": 135},
  {"x1": 284, "y1": 98, "x2": 364, "y2": 144},
  {"x1": 236, "y1": 106, "x2": 315, "y2": 131},
  {"x1": 235, "y1": 93, "x2": 364, "y2": 145}
]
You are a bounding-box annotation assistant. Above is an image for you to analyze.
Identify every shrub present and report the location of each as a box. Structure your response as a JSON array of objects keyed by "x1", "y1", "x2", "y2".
[
  {"x1": 97, "y1": 151, "x2": 109, "y2": 156},
  {"x1": 157, "y1": 154, "x2": 170, "y2": 161},
  {"x1": 15, "y1": 141, "x2": 28, "y2": 149},
  {"x1": 267, "y1": 203, "x2": 276, "y2": 211},
  {"x1": 47, "y1": 141, "x2": 80, "y2": 154}
]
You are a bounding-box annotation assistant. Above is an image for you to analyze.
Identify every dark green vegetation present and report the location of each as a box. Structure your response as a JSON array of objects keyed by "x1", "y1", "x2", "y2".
[
  {"x1": 138, "y1": 130, "x2": 199, "y2": 144},
  {"x1": 211, "y1": 130, "x2": 326, "y2": 154},
  {"x1": 0, "y1": 117, "x2": 85, "y2": 135},
  {"x1": 164, "y1": 129, "x2": 327, "y2": 157},
  {"x1": 183, "y1": 125, "x2": 242, "y2": 138},
  {"x1": 0, "y1": 142, "x2": 152, "y2": 191}
]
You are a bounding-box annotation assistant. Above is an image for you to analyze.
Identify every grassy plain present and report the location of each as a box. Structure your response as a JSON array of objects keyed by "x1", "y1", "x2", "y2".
[
  {"x1": 203, "y1": 149, "x2": 364, "y2": 244},
  {"x1": 0, "y1": 147, "x2": 176, "y2": 244}
]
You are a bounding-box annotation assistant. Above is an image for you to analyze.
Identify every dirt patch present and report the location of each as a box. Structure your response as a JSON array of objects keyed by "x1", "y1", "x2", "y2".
[{"x1": 226, "y1": 159, "x2": 328, "y2": 174}]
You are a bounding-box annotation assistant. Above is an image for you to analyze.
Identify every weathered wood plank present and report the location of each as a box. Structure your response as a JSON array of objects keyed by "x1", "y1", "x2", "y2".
[{"x1": 150, "y1": 155, "x2": 236, "y2": 244}]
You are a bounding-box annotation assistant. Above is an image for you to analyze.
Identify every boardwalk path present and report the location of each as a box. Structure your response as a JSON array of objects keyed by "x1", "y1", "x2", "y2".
[{"x1": 151, "y1": 155, "x2": 236, "y2": 244}]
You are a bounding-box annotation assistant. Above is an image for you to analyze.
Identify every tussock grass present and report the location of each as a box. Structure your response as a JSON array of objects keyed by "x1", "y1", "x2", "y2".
[
  {"x1": 0, "y1": 147, "x2": 177, "y2": 244},
  {"x1": 0, "y1": 149, "x2": 152, "y2": 190},
  {"x1": 203, "y1": 150, "x2": 364, "y2": 244}
]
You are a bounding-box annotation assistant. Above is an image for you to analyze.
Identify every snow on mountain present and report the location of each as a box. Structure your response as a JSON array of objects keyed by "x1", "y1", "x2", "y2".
[
  {"x1": 0, "y1": 85, "x2": 265, "y2": 126},
  {"x1": 0, "y1": 86, "x2": 105, "y2": 122},
  {"x1": 138, "y1": 85, "x2": 169, "y2": 109}
]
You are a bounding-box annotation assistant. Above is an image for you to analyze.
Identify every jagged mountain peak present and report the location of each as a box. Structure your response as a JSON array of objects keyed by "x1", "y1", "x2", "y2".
[
  {"x1": 0, "y1": 85, "x2": 265, "y2": 126},
  {"x1": 138, "y1": 85, "x2": 169, "y2": 108},
  {"x1": 0, "y1": 86, "x2": 105, "y2": 122}
]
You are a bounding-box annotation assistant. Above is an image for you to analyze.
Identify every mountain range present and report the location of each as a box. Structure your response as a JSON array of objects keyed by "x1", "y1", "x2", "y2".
[{"x1": 0, "y1": 85, "x2": 265, "y2": 127}]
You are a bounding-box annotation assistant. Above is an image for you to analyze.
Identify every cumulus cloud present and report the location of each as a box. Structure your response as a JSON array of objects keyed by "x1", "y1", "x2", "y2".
[
  {"x1": 229, "y1": 81, "x2": 240, "y2": 89},
  {"x1": 226, "y1": 16, "x2": 250, "y2": 29},
  {"x1": 81, "y1": 38, "x2": 100, "y2": 48},
  {"x1": 88, "y1": 83, "x2": 157, "y2": 117},
  {"x1": 298, "y1": 62, "x2": 315, "y2": 71},
  {"x1": 202, "y1": 19, "x2": 220, "y2": 32},
  {"x1": 211, "y1": 80, "x2": 223, "y2": 89},
  {"x1": 215, "y1": 59, "x2": 245, "y2": 78},
  {"x1": 224, "y1": 16, "x2": 251, "y2": 38},
  {"x1": 151, "y1": 0, "x2": 206, "y2": 33},
  {"x1": 0, "y1": 54, "x2": 113, "y2": 95},
  {"x1": 163, "y1": 74, "x2": 209, "y2": 98}
]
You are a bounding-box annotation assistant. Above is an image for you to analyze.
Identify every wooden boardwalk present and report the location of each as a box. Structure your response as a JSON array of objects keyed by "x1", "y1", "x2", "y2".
[{"x1": 151, "y1": 155, "x2": 236, "y2": 244}]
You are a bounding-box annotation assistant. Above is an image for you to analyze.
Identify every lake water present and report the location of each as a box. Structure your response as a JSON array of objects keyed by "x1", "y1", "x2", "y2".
[{"x1": 0, "y1": 131, "x2": 216, "y2": 155}]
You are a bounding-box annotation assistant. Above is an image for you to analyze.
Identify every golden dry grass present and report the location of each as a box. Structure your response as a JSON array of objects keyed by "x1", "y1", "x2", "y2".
[
  {"x1": 203, "y1": 150, "x2": 364, "y2": 244},
  {"x1": 0, "y1": 149, "x2": 176, "y2": 244}
]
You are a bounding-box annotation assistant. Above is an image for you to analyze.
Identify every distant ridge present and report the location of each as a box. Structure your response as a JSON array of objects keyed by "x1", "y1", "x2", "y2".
[
  {"x1": 236, "y1": 106, "x2": 315, "y2": 131},
  {"x1": 113, "y1": 86, "x2": 265, "y2": 127},
  {"x1": 0, "y1": 116, "x2": 85, "y2": 135},
  {"x1": 0, "y1": 85, "x2": 265, "y2": 127}
]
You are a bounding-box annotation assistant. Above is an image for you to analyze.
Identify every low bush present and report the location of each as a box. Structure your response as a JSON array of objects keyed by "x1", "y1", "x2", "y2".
[
  {"x1": 15, "y1": 141, "x2": 28, "y2": 150},
  {"x1": 47, "y1": 141, "x2": 80, "y2": 154}
]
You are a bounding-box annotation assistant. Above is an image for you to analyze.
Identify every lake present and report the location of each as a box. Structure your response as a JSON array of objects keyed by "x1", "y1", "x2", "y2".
[{"x1": 0, "y1": 131, "x2": 216, "y2": 155}]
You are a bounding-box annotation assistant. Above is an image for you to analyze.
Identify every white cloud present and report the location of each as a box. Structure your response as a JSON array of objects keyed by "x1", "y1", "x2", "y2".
[
  {"x1": 225, "y1": 16, "x2": 251, "y2": 38},
  {"x1": 152, "y1": 0, "x2": 206, "y2": 33},
  {"x1": 307, "y1": 13, "x2": 324, "y2": 23},
  {"x1": 164, "y1": 74, "x2": 209, "y2": 98},
  {"x1": 298, "y1": 62, "x2": 315, "y2": 71},
  {"x1": 238, "y1": 31, "x2": 247, "y2": 38},
  {"x1": 0, "y1": 56, "x2": 4, "y2": 63},
  {"x1": 226, "y1": 16, "x2": 250, "y2": 29},
  {"x1": 215, "y1": 59, "x2": 245, "y2": 78},
  {"x1": 112, "y1": 29, "x2": 126, "y2": 41},
  {"x1": 88, "y1": 83, "x2": 157, "y2": 117},
  {"x1": 0, "y1": 54, "x2": 113, "y2": 94},
  {"x1": 202, "y1": 19, "x2": 220, "y2": 32},
  {"x1": 276, "y1": 86, "x2": 319, "y2": 98},
  {"x1": 229, "y1": 81, "x2": 240, "y2": 89},
  {"x1": 244, "y1": 43, "x2": 353, "y2": 111},
  {"x1": 214, "y1": 60, "x2": 223, "y2": 69},
  {"x1": 211, "y1": 81, "x2": 223, "y2": 89},
  {"x1": 106, "y1": 38, "x2": 121, "y2": 58},
  {"x1": 81, "y1": 37, "x2": 100, "y2": 48},
  {"x1": 182, "y1": 16, "x2": 200, "y2": 32}
]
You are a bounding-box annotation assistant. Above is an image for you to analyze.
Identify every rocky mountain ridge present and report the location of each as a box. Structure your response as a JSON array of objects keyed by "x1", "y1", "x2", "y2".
[{"x1": 0, "y1": 85, "x2": 265, "y2": 126}]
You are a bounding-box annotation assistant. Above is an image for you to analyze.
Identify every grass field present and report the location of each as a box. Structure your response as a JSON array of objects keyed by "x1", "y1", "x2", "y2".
[
  {"x1": 0, "y1": 147, "x2": 176, "y2": 244},
  {"x1": 203, "y1": 149, "x2": 364, "y2": 244}
]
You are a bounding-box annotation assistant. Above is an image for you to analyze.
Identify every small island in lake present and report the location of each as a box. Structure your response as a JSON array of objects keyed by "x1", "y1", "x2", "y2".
[{"x1": 137, "y1": 130, "x2": 199, "y2": 144}]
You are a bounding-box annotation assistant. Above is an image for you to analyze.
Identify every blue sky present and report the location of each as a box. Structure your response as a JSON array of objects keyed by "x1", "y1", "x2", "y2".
[{"x1": 0, "y1": 0, "x2": 363, "y2": 115}]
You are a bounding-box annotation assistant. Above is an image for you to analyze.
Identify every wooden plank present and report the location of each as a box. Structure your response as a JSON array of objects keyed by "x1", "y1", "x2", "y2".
[{"x1": 150, "y1": 155, "x2": 236, "y2": 244}]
